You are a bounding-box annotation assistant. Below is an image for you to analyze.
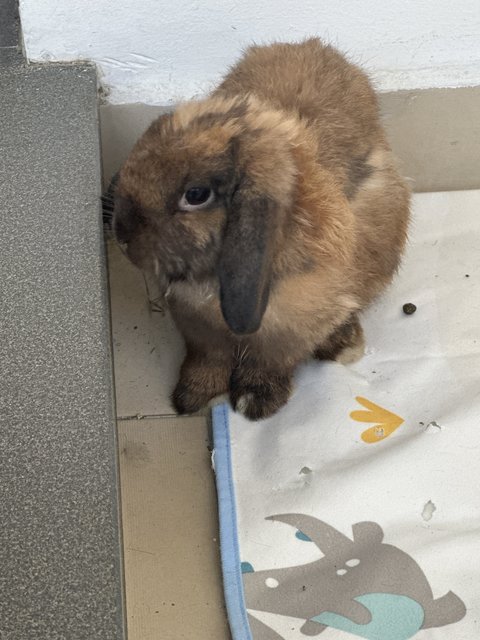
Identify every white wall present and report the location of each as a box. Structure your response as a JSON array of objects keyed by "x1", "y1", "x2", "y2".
[{"x1": 20, "y1": 0, "x2": 480, "y2": 104}]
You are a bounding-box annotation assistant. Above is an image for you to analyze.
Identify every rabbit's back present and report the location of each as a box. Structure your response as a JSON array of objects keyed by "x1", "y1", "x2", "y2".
[
  {"x1": 217, "y1": 38, "x2": 410, "y2": 304},
  {"x1": 216, "y1": 38, "x2": 383, "y2": 175}
]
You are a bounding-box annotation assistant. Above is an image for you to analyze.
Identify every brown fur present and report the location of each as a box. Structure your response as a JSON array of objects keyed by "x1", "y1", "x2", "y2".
[{"x1": 113, "y1": 38, "x2": 410, "y2": 420}]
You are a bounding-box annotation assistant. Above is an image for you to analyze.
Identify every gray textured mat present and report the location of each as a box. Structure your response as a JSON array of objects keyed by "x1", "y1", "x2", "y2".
[
  {"x1": 0, "y1": 0, "x2": 19, "y2": 48},
  {"x1": 0, "y1": 63, "x2": 125, "y2": 639}
]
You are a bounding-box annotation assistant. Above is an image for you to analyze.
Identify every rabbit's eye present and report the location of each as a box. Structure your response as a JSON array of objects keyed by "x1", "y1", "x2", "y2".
[{"x1": 179, "y1": 187, "x2": 215, "y2": 211}]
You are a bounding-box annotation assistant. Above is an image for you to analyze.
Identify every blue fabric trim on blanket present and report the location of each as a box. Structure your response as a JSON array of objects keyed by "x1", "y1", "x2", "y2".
[{"x1": 212, "y1": 404, "x2": 253, "y2": 640}]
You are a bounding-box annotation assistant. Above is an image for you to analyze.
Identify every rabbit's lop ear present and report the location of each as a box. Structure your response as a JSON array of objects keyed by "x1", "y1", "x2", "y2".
[{"x1": 218, "y1": 180, "x2": 277, "y2": 335}]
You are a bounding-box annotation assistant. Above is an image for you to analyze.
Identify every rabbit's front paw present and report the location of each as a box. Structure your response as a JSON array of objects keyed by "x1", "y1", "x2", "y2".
[
  {"x1": 229, "y1": 366, "x2": 292, "y2": 421},
  {"x1": 172, "y1": 357, "x2": 230, "y2": 415}
]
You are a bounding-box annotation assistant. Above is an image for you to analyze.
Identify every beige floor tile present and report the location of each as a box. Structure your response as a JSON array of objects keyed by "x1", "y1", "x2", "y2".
[
  {"x1": 118, "y1": 416, "x2": 231, "y2": 640},
  {"x1": 107, "y1": 240, "x2": 185, "y2": 417},
  {"x1": 108, "y1": 239, "x2": 229, "y2": 638}
]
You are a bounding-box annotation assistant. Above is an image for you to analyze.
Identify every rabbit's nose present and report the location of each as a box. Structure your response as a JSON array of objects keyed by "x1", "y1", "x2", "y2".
[
  {"x1": 112, "y1": 215, "x2": 132, "y2": 245},
  {"x1": 112, "y1": 196, "x2": 143, "y2": 246}
]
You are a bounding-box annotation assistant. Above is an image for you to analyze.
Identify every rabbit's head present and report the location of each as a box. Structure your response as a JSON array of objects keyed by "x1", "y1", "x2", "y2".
[{"x1": 113, "y1": 95, "x2": 301, "y2": 335}]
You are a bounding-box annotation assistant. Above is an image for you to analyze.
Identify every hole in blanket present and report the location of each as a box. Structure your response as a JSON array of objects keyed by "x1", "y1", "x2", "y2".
[
  {"x1": 299, "y1": 466, "x2": 312, "y2": 475},
  {"x1": 422, "y1": 500, "x2": 437, "y2": 521}
]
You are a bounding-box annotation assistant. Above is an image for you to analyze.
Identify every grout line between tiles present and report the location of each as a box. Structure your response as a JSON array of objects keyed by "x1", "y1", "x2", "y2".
[
  {"x1": 117, "y1": 413, "x2": 186, "y2": 421},
  {"x1": 117, "y1": 408, "x2": 214, "y2": 421}
]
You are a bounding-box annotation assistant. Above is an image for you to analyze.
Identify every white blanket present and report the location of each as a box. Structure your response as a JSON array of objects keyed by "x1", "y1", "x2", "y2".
[{"x1": 213, "y1": 190, "x2": 480, "y2": 640}]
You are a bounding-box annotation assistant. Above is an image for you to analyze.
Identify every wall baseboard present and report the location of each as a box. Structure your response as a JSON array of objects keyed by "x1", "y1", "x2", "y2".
[
  {"x1": 380, "y1": 87, "x2": 480, "y2": 192},
  {"x1": 100, "y1": 86, "x2": 480, "y2": 192}
]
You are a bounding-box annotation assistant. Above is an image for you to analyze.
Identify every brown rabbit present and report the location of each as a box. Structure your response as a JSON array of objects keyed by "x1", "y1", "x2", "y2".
[{"x1": 113, "y1": 38, "x2": 410, "y2": 420}]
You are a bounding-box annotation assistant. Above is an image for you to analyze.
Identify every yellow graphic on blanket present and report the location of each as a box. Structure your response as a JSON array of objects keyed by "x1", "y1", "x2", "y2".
[{"x1": 350, "y1": 397, "x2": 404, "y2": 443}]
